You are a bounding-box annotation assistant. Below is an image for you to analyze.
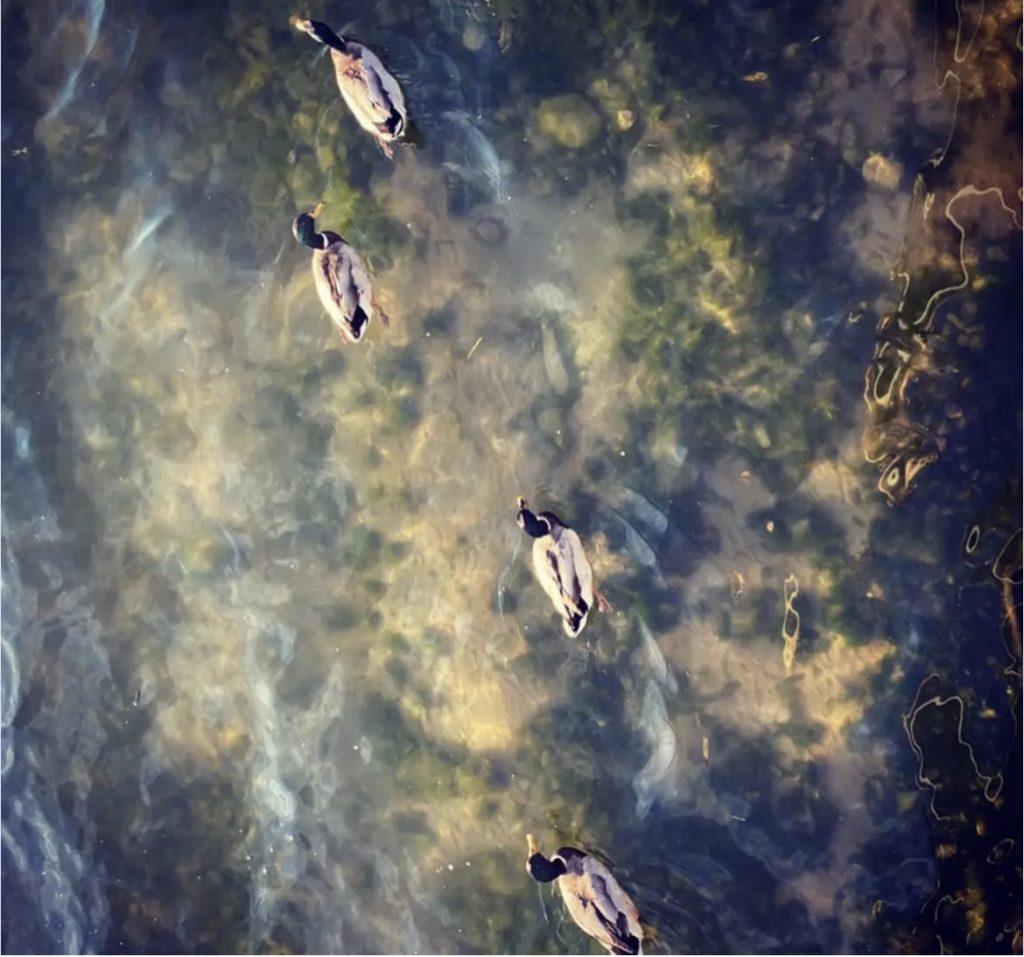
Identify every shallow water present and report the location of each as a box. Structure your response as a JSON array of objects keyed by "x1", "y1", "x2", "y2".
[{"x1": 1, "y1": 0, "x2": 1021, "y2": 953}]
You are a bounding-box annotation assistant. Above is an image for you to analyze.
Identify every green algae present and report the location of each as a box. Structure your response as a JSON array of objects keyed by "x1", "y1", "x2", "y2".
[
  {"x1": 4, "y1": 0, "x2": 1020, "y2": 953},
  {"x1": 536, "y1": 94, "x2": 603, "y2": 150}
]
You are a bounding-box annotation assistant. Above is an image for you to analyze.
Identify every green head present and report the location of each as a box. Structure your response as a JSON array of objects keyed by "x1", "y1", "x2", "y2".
[
  {"x1": 290, "y1": 17, "x2": 348, "y2": 51},
  {"x1": 525, "y1": 834, "x2": 567, "y2": 883},
  {"x1": 516, "y1": 497, "x2": 554, "y2": 539},
  {"x1": 292, "y1": 201, "x2": 327, "y2": 250}
]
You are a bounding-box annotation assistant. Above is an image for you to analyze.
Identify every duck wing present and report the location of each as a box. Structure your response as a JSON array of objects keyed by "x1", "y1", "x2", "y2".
[
  {"x1": 587, "y1": 874, "x2": 642, "y2": 955},
  {"x1": 559, "y1": 871, "x2": 641, "y2": 956},
  {"x1": 344, "y1": 46, "x2": 405, "y2": 135},
  {"x1": 331, "y1": 46, "x2": 404, "y2": 139},
  {"x1": 585, "y1": 880, "x2": 638, "y2": 953},
  {"x1": 561, "y1": 529, "x2": 595, "y2": 611},
  {"x1": 315, "y1": 244, "x2": 373, "y2": 340},
  {"x1": 532, "y1": 532, "x2": 591, "y2": 635},
  {"x1": 360, "y1": 49, "x2": 406, "y2": 135}
]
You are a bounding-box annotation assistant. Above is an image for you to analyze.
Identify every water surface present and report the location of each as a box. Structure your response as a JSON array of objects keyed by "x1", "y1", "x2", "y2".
[{"x1": 2, "y1": 0, "x2": 1021, "y2": 953}]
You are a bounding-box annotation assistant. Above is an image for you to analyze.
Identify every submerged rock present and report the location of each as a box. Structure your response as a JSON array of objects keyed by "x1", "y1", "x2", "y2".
[
  {"x1": 862, "y1": 153, "x2": 902, "y2": 190},
  {"x1": 472, "y1": 215, "x2": 508, "y2": 246},
  {"x1": 462, "y1": 23, "x2": 487, "y2": 52},
  {"x1": 588, "y1": 77, "x2": 632, "y2": 128},
  {"x1": 536, "y1": 94, "x2": 602, "y2": 150},
  {"x1": 540, "y1": 321, "x2": 571, "y2": 395}
]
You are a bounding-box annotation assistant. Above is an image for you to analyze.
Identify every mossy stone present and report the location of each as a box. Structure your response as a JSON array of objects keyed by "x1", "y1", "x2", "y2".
[{"x1": 537, "y1": 94, "x2": 602, "y2": 150}]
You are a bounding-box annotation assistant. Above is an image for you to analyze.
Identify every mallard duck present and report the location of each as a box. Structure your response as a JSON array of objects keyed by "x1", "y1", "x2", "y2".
[
  {"x1": 291, "y1": 202, "x2": 388, "y2": 343},
  {"x1": 291, "y1": 17, "x2": 407, "y2": 159},
  {"x1": 516, "y1": 496, "x2": 612, "y2": 637},
  {"x1": 526, "y1": 834, "x2": 643, "y2": 956}
]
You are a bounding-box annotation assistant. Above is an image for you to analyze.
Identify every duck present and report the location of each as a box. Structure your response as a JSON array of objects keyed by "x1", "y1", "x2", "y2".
[
  {"x1": 526, "y1": 834, "x2": 644, "y2": 956},
  {"x1": 291, "y1": 202, "x2": 388, "y2": 343},
  {"x1": 516, "y1": 496, "x2": 612, "y2": 637},
  {"x1": 291, "y1": 17, "x2": 407, "y2": 158}
]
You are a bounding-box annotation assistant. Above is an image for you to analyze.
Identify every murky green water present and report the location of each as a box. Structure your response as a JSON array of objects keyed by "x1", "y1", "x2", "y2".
[{"x1": 2, "y1": 0, "x2": 1021, "y2": 953}]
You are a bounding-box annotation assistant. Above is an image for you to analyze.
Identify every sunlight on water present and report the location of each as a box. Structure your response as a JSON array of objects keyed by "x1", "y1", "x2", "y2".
[{"x1": 2, "y1": 0, "x2": 1020, "y2": 953}]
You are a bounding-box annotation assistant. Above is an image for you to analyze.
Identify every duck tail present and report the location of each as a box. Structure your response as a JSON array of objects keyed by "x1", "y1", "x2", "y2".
[
  {"x1": 376, "y1": 108, "x2": 404, "y2": 139},
  {"x1": 388, "y1": 108, "x2": 405, "y2": 137},
  {"x1": 563, "y1": 593, "x2": 592, "y2": 637},
  {"x1": 609, "y1": 938, "x2": 641, "y2": 957},
  {"x1": 350, "y1": 304, "x2": 370, "y2": 340},
  {"x1": 562, "y1": 609, "x2": 588, "y2": 638},
  {"x1": 336, "y1": 305, "x2": 370, "y2": 343}
]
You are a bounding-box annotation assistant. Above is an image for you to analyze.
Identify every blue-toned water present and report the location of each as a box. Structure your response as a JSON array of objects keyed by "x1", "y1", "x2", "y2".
[{"x1": 2, "y1": 0, "x2": 1020, "y2": 953}]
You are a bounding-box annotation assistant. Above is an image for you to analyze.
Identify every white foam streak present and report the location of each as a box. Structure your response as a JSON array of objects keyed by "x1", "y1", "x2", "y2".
[
  {"x1": 44, "y1": 0, "x2": 106, "y2": 120},
  {"x1": 1, "y1": 420, "x2": 112, "y2": 952},
  {"x1": 633, "y1": 680, "x2": 678, "y2": 819}
]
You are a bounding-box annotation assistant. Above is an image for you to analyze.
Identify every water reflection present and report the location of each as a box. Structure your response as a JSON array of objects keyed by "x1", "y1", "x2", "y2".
[{"x1": 2, "y1": 0, "x2": 1020, "y2": 953}]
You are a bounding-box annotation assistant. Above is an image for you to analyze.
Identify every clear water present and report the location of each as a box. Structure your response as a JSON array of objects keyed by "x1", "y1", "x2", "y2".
[{"x1": 2, "y1": 0, "x2": 1021, "y2": 953}]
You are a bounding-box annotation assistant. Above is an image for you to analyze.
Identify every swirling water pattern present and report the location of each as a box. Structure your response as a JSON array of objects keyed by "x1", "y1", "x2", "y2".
[{"x1": 2, "y1": 0, "x2": 1020, "y2": 953}]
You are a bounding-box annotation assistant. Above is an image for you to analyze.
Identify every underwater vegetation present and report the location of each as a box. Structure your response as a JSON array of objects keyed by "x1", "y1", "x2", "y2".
[{"x1": 1, "y1": 0, "x2": 1020, "y2": 954}]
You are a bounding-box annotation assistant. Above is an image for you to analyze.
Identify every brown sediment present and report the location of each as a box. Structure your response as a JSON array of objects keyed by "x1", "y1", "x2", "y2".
[
  {"x1": 781, "y1": 574, "x2": 800, "y2": 675},
  {"x1": 1001, "y1": 578, "x2": 1021, "y2": 659}
]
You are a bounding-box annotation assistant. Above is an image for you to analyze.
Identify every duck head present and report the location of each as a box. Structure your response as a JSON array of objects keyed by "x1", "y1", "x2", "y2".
[
  {"x1": 526, "y1": 834, "x2": 567, "y2": 883},
  {"x1": 516, "y1": 497, "x2": 552, "y2": 539},
  {"x1": 290, "y1": 17, "x2": 348, "y2": 51},
  {"x1": 292, "y1": 201, "x2": 328, "y2": 249}
]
